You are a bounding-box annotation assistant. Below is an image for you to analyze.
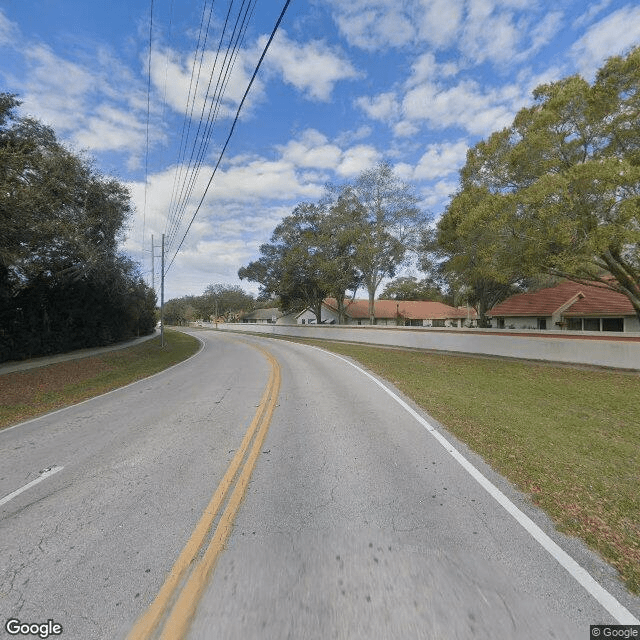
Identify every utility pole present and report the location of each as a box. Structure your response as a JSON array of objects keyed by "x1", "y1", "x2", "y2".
[
  {"x1": 160, "y1": 233, "x2": 165, "y2": 348},
  {"x1": 151, "y1": 234, "x2": 155, "y2": 294}
]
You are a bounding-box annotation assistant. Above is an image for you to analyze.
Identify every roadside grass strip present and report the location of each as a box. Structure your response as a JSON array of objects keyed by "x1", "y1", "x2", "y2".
[
  {"x1": 0, "y1": 330, "x2": 201, "y2": 429},
  {"x1": 275, "y1": 337, "x2": 640, "y2": 597}
]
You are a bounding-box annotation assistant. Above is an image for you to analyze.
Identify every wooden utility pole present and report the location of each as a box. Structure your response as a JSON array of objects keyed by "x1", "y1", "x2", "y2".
[{"x1": 160, "y1": 233, "x2": 165, "y2": 348}]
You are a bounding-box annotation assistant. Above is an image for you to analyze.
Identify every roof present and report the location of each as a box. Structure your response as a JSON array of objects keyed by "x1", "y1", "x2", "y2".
[
  {"x1": 489, "y1": 280, "x2": 636, "y2": 318},
  {"x1": 324, "y1": 298, "x2": 468, "y2": 320},
  {"x1": 242, "y1": 308, "x2": 281, "y2": 320}
]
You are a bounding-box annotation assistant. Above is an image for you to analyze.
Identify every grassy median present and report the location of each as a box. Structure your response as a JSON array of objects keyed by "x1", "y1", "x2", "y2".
[
  {"x1": 280, "y1": 337, "x2": 640, "y2": 595},
  {"x1": 0, "y1": 329, "x2": 201, "y2": 429}
]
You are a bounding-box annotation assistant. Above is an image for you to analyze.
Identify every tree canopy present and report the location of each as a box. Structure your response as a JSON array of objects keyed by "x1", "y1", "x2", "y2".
[
  {"x1": 0, "y1": 94, "x2": 156, "y2": 361},
  {"x1": 239, "y1": 163, "x2": 429, "y2": 324},
  {"x1": 435, "y1": 46, "x2": 640, "y2": 320}
]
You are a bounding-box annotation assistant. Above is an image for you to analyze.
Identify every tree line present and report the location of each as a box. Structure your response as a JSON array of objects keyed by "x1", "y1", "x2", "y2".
[
  {"x1": 239, "y1": 162, "x2": 430, "y2": 324},
  {"x1": 162, "y1": 284, "x2": 259, "y2": 325},
  {"x1": 0, "y1": 94, "x2": 156, "y2": 362},
  {"x1": 240, "y1": 47, "x2": 640, "y2": 326}
]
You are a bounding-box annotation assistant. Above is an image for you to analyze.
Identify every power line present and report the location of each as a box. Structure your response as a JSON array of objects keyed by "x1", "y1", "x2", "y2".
[
  {"x1": 166, "y1": 0, "x2": 293, "y2": 273},
  {"x1": 165, "y1": 0, "x2": 256, "y2": 255},
  {"x1": 141, "y1": 0, "x2": 154, "y2": 279},
  {"x1": 163, "y1": 0, "x2": 215, "y2": 255}
]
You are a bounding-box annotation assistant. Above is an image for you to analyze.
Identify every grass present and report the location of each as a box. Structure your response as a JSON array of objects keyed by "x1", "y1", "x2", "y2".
[
  {"x1": 0, "y1": 329, "x2": 201, "y2": 429},
  {"x1": 2, "y1": 327, "x2": 638, "y2": 594},
  {"x1": 274, "y1": 336, "x2": 640, "y2": 595}
]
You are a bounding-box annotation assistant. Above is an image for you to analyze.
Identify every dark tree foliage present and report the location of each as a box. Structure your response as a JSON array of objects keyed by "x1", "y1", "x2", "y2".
[
  {"x1": 0, "y1": 94, "x2": 155, "y2": 361},
  {"x1": 162, "y1": 284, "x2": 257, "y2": 325}
]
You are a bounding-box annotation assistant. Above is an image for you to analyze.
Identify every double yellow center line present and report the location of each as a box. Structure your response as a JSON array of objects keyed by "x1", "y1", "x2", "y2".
[{"x1": 127, "y1": 341, "x2": 281, "y2": 640}]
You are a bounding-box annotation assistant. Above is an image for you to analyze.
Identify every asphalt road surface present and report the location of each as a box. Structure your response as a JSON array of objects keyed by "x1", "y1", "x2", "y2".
[{"x1": 1, "y1": 330, "x2": 639, "y2": 639}]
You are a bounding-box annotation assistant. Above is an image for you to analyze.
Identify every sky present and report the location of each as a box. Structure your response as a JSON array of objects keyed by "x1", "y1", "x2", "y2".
[{"x1": 1, "y1": 0, "x2": 640, "y2": 301}]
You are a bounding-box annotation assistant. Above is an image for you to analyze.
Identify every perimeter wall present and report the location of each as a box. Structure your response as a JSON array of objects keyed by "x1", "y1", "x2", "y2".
[{"x1": 211, "y1": 323, "x2": 640, "y2": 371}]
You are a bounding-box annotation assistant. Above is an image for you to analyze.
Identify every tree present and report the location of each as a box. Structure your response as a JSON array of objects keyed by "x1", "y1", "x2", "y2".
[
  {"x1": 379, "y1": 275, "x2": 448, "y2": 303},
  {"x1": 349, "y1": 162, "x2": 428, "y2": 324},
  {"x1": 239, "y1": 203, "x2": 332, "y2": 322},
  {"x1": 0, "y1": 93, "x2": 155, "y2": 360},
  {"x1": 318, "y1": 186, "x2": 364, "y2": 323},
  {"x1": 430, "y1": 187, "x2": 524, "y2": 326},
  {"x1": 451, "y1": 47, "x2": 640, "y2": 320},
  {"x1": 201, "y1": 284, "x2": 256, "y2": 321}
]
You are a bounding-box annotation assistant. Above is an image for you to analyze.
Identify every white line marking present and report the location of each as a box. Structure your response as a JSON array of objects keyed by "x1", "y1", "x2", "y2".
[
  {"x1": 0, "y1": 466, "x2": 64, "y2": 508},
  {"x1": 316, "y1": 347, "x2": 640, "y2": 625}
]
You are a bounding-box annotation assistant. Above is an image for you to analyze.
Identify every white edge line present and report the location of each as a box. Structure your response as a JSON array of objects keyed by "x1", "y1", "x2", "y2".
[
  {"x1": 0, "y1": 332, "x2": 206, "y2": 435},
  {"x1": 0, "y1": 465, "x2": 64, "y2": 508},
  {"x1": 310, "y1": 345, "x2": 639, "y2": 626}
]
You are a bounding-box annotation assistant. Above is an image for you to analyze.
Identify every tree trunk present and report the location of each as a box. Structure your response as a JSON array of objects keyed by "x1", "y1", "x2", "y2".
[
  {"x1": 335, "y1": 293, "x2": 346, "y2": 324},
  {"x1": 368, "y1": 289, "x2": 375, "y2": 325},
  {"x1": 313, "y1": 300, "x2": 323, "y2": 324}
]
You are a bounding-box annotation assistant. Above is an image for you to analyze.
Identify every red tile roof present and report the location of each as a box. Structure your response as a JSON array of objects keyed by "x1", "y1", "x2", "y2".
[
  {"x1": 489, "y1": 280, "x2": 636, "y2": 317},
  {"x1": 324, "y1": 298, "x2": 468, "y2": 320}
]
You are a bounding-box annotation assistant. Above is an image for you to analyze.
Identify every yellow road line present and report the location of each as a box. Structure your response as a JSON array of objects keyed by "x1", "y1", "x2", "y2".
[{"x1": 127, "y1": 341, "x2": 281, "y2": 640}]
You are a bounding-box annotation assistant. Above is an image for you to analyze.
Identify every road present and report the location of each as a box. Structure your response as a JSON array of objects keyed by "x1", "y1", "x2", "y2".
[{"x1": 1, "y1": 330, "x2": 638, "y2": 639}]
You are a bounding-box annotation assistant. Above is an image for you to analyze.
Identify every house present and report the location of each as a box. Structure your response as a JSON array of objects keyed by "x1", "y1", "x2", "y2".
[
  {"x1": 241, "y1": 308, "x2": 281, "y2": 324},
  {"x1": 488, "y1": 280, "x2": 640, "y2": 332},
  {"x1": 296, "y1": 299, "x2": 476, "y2": 327}
]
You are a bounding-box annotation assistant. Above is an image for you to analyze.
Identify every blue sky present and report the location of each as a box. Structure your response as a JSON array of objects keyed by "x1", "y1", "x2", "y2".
[{"x1": 2, "y1": 0, "x2": 640, "y2": 300}]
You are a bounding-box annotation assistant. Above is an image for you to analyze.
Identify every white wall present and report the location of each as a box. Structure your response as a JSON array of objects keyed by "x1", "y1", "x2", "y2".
[
  {"x1": 214, "y1": 323, "x2": 640, "y2": 371},
  {"x1": 626, "y1": 316, "x2": 640, "y2": 332}
]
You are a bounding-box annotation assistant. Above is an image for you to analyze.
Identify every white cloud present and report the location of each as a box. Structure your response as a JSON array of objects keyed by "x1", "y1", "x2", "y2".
[
  {"x1": 150, "y1": 45, "x2": 260, "y2": 120},
  {"x1": 421, "y1": 179, "x2": 458, "y2": 210},
  {"x1": 461, "y1": 4, "x2": 522, "y2": 65},
  {"x1": 276, "y1": 129, "x2": 342, "y2": 169},
  {"x1": 571, "y1": 5, "x2": 640, "y2": 79},
  {"x1": 414, "y1": 140, "x2": 469, "y2": 180},
  {"x1": 261, "y1": 31, "x2": 359, "y2": 101},
  {"x1": 330, "y1": 1, "x2": 417, "y2": 51},
  {"x1": 354, "y1": 92, "x2": 399, "y2": 121},
  {"x1": 401, "y1": 79, "x2": 518, "y2": 136},
  {"x1": 416, "y1": 0, "x2": 464, "y2": 48},
  {"x1": 407, "y1": 52, "x2": 458, "y2": 87},
  {"x1": 335, "y1": 144, "x2": 381, "y2": 177},
  {"x1": 0, "y1": 9, "x2": 18, "y2": 46},
  {"x1": 572, "y1": 0, "x2": 612, "y2": 30}
]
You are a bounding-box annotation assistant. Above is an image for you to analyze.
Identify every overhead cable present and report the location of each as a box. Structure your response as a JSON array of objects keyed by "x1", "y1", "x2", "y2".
[{"x1": 166, "y1": 0, "x2": 293, "y2": 273}]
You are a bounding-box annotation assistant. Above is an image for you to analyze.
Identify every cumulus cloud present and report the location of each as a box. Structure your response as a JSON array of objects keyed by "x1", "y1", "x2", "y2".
[
  {"x1": 276, "y1": 129, "x2": 342, "y2": 169},
  {"x1": 401, "y1": 79, "x2": 519, "y2": 136},
  {"x1": 354, "y1": 92, "x2": 399, "y2": 122},
  {"x1": 336, "y1": 144, "x2": 381, "y2": 177},
  {"x1": 571, "y1": 5, "x2": 640, "y2": 79},
  {"x1": 150, "y1": 45, "x2": 261, "y2": 120},
  {"x1": 330, "y1": 0, "x2": 552, "y2": 67},
  {"x1": 414, "y1": 140, "x2": 469, "y2": 180},
  {"x1": 330, "y1": 0, "x2": 418, "y2": 51},
  {"x1": 260, "y1": 30, "x2": 360, "y2": 101}
]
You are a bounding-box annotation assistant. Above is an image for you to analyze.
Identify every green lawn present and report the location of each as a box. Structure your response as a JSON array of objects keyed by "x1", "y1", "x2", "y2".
[
  {"x1": 0, "y1": 329, "x2": 201, "y2": 429},
  {"x1": 279, "y1": 337, "x2": 640, "y2": 595}
]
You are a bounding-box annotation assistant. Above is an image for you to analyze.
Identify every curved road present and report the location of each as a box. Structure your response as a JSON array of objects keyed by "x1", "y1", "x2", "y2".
[{"x1": 1, "y1": 330, "x2": 638, "y2": 639}]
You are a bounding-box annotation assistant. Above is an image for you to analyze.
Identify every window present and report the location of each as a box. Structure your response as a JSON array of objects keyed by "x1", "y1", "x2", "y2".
[
  {"x1": 497, "y1": 317, "x2": 505, "y2": 329},
  {"x1": 583, "y1": 318, "x2": 600, "y2": 331},
  {"x1": 566, "y1": 318, "x2": 582, "y2": 330},
  {"x1": 602, "y1": 317, "x2": 624, "y2": 332},
  {"x1": 432, "y1": 319, "x2": 445, "y2": 327},
  {"x1": 537, "y1": 317, "x2": 547, "y2": 330}
]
